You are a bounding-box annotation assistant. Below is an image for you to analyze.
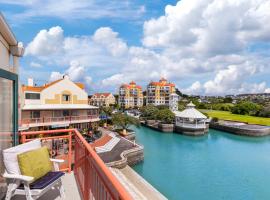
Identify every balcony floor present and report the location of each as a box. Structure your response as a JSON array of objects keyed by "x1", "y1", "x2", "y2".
[{"x1": 12, "y1": 172, "x2": 81, "y2": 200}]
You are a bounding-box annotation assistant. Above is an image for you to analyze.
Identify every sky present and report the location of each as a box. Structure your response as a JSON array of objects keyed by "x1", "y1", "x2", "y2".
[{"x1": 1, "y1": 0, "x2": 270, "y2": 96}]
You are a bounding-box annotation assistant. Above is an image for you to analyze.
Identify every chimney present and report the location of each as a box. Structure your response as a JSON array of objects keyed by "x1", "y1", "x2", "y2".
[{"x1": 28, "y1": 78, "x2": 34, "y2": 87}]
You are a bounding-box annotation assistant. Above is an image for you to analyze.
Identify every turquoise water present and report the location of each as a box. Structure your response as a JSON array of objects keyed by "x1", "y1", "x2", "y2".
[{"x1": 132, "y1": 126, "x2": 270, "y2": 200}]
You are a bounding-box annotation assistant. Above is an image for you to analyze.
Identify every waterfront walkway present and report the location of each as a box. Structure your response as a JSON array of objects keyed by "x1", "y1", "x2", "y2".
[{"x1": 110, "y1": 166, "x2": 167, "y2": 200}]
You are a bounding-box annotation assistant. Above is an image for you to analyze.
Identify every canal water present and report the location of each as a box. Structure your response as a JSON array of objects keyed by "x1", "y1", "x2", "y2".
[{"x1": 132, "y1": 126, "x2": 270, "y2": 200}]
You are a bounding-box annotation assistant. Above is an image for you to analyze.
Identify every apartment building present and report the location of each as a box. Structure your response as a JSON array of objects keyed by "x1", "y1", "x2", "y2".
[
  {"x1": 147, "y1": 78, "x2": 176, "y2": 106},
  {"x1": 20, "y1": 75, "x2": 100, "y2": 131},
  {"x1": 119, "y1": 81, "x2": 143, "y2": 109},
  {"x1": 90, "y1": 93, "x2": 116, "y2": 107},
  {"x1": 0, "y1": 13, "x2": 24, "y2": 197}
]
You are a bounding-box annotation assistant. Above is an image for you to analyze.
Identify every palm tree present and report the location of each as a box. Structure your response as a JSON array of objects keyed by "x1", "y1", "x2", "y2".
[{"x1": 112, "y1": 113, "x2": 140, "y2": 135}]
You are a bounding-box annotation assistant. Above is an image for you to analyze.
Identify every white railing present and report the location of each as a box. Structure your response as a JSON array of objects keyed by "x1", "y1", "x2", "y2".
[
  {"x1": 20, "y1": 115, "x2": 99, "y2": 127},
  {"x1": 176, "y1": 122, "x2": 206, "y2": 129}
]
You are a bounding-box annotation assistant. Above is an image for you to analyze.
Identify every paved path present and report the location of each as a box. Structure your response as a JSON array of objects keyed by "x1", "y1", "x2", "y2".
[{"x1": 110, "y1": 166, "x2": 168, "y2": 200}]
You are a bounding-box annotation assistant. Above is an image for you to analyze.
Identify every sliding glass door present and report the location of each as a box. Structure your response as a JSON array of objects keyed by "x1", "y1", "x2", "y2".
[{"x1": 0, "y1": 68, "x2": 18, "y2": 176}]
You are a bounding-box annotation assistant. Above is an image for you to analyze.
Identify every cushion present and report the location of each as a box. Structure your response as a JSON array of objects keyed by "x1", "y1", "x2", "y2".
[
  {"x1": 17, "y1": 146, "x2": 53, "y2": 181},
  {"x1": 3, "y1": 139, "x2": 41, "y2": 175},
  {"x1": 17, "y1": 171, "x2": 64, "y2": 190}
]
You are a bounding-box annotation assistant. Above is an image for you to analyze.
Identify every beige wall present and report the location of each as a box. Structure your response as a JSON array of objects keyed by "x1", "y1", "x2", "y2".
[{"x1": 0, "y1": 33, "x2": 10, "y2": 70}]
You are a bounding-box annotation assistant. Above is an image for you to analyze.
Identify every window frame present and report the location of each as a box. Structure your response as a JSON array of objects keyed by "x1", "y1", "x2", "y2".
[{"x1": 0, "y1": 68, "x2": 18, "y2": 146}]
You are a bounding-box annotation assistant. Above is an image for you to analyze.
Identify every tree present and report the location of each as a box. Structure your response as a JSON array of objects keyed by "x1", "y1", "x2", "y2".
[
  {"x1": 140, "y1": 104, "x2": 159, "y2": 120},
  {"x1": 223, "y1": 97, "x2": 233, "y2": 103},
  {"x1": 231, "y1": 101, "x2": 262, "y2": 116},
  {"x1": 156, "y1": 109, "x2": 175, "y2": 124},
  {"x1": 112, "y1": 113, "x2": 140, "y2": 130},
  {"x1": 258, "y1": 106, "x2": 270, "y2": 117}
]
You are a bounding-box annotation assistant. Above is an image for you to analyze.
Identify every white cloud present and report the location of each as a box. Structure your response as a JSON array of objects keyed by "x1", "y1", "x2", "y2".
[
  {"x1": 49, "y1": 60, "x2": 93, "y2": 91},
  {"x1": 265, "y1": 88, "x2": 270, "y2": 93},
  {"x1": 0, "y1": 0, "x2": 146, "y2": 23},
  {"x1": 24, "y1": 0, "x2": 270, "y2": 94},
  {"x1": 182, "y1": 63, "x2": 269, "y2": 95},
  {"x1": 25, "y1": 26, "x2": 64, "y2": 57},
  {"x1": 93, "y1": 27, "x2": 128, "y2": 56},
  {"x1": 143, "y1": 0, "x2": 270, "y2": 56},
  {"x1": 30, "y1": 61, "x2": 42, "y2": 68},
  {"x1": 49, "y1": 71, "x2": 63, "y2": 82}
]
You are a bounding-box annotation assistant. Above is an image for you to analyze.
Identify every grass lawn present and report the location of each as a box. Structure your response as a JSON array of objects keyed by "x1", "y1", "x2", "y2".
[{"x1": 200, "y1": 110, "x2": 270, "y2": 126}]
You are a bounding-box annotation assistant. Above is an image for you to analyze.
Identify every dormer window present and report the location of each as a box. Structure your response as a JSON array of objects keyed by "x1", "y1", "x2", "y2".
[{"x1": 62, "y1": 94, "x2": 71, "y2": 102}]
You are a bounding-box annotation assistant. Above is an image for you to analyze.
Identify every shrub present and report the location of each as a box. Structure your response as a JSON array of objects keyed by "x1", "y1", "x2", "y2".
[
  {"x1": 231, "y1": 101, "x2": 262, "y2": 115},
  {"x1": 212, "y1": 117, "x2": 219, "y2": 123}
]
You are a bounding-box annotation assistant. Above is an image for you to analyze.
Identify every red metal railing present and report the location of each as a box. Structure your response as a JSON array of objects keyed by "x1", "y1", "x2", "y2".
[
  {"x1": 20, "y1": 129, "x2": 132, "y2": 200},
  {"x1": 21, "y1": 129, "x2": 73, "y2": 172}
]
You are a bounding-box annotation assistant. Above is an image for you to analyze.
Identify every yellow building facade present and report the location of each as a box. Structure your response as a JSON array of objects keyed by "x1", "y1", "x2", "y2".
[
  {"x1": 119, "y1": 81, "x2": 143, "y2": 109},
  {"x1": 147, "y1": 78, "x2": 176, "y2": 106}
]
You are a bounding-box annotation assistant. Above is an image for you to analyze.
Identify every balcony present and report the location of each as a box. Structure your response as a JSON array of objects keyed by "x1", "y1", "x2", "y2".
[
  {"x1": 17, "y1": 129, "x2": 133, "y2": 200},
  {"x1": 20, "y1": 115, "x2": 100, "y2": 129}
]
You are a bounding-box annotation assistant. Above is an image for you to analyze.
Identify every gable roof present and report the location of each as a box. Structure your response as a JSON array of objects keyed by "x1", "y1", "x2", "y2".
[
  {"x1": 22, "y1": 78, "x2": 85, "y2": 92},
  {"x1": 92, "y1": 93, "x2": 112, "y2": 98}
]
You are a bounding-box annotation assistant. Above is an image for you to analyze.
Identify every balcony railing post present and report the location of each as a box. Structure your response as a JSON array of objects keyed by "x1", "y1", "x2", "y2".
[
  {"x1": 68, "y1": 131, "x2": 72, "y2": 173},
  {"x1": 84, "y1": 147, "x2": 90, "y2": 200}
]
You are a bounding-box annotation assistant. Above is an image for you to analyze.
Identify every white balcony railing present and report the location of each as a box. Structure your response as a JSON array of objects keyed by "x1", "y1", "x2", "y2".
[{"x1": 20, "y1": 115, "x2": 99, "y2": 128}]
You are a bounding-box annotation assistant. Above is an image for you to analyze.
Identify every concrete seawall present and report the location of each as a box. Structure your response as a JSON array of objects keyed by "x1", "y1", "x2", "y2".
[
  {"x1": 142, "y1": 120, "x2": 174, "y2": 133},
  {"x1": 174, "y1": 125, "x2": 209, "y2": 136},
  {"x1": 210, "y1": 122, "x2": 270, "y2": 137}
]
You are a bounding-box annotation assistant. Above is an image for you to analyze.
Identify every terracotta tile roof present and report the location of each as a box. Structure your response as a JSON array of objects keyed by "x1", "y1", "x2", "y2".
[
  {"x1": 22, "y1": 79, "x2": 85, "y2": 92},
  {"x1": 90, "y1": 134, "x2": 112, "y2": 148},
  {"x1": 120, "y1": 82, "x2": 142, "y2": 89},
  {"x1": 75, "y1": 83, "x2": 85, "y2": 89},
  {"x1": 148, "y1": 78, "x2": 175, "y2": 87},
  {"x1": 92, "y1": 93, "x2": 111, "y2": 98}
]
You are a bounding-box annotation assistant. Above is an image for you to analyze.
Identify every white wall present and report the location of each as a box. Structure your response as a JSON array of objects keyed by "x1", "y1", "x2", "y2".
[{"x1": 41, "y1": 77, "x2": 88, "y2": 104}]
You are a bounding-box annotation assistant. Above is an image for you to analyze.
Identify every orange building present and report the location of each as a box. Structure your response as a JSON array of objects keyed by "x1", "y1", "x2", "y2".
[
  {"x1": 147, "y1": 78, "x2": 175, "y2": 106},
  {"x1": 119, "y1": 81, "x2": 143, "y2": 109}
]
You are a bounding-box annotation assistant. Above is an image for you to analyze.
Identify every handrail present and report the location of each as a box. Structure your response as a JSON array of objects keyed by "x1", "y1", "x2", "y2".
[
  {"x1": 20, "y1": 115, "x2": 99, "y2": 126},
  {"x1": 73, "y1": 129, "x2": 132, "y2": 200},
  {"x1": 20, "y1": 129, "x2": 132, "y2": 200}
]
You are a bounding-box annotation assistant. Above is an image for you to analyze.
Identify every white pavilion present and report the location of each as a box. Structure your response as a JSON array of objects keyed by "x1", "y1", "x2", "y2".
[{"x1": 174, "y1": 102, "x2": 208, "y2": 135}]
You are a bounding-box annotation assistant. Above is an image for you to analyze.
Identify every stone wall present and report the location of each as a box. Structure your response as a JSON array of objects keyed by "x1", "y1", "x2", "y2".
[
  {"x1": 210, "y1": 122, "x2": 270, "y2": 137},
  {"x1": 174, "y1": 126, "x2": 208, "y2": 136},
  {"x1": 106, "y1": 146, "x2": 144, "y2": 169}
]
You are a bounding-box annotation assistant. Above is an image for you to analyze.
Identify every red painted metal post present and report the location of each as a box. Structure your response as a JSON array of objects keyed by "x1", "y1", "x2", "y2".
[{"x1": 68, "y1": 131, "x2": 72, "y2": 173}]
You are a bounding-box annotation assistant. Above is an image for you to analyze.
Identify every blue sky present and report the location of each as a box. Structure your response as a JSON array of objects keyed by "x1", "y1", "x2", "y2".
[{"x1": 1, "y1": 0, "x2": 270, "y2": 95}]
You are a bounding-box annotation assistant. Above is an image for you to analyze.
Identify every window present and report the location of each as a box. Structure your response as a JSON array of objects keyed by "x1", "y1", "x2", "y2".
[
  {"x1": 71, "y1": 110, "x2": 78, "y2": 116},
  {"x1": 63, "y1": 110, "x2": 70, "y2": 116},
  {"x1": 25, "y1": 93, "x2": 40, "y2": 99},
  {"x1": 62, "y1": 94, "x2": 70, "y2": 102},
  {"x1": 31, "y1": 111, "x2": 40, "y2": 119},
  {"x1": 53, "y1": 110, "x2": 62, "y2": 117}
]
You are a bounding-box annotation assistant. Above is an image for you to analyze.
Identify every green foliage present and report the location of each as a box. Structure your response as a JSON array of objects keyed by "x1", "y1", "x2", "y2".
[
  {"x1": 212, "y1": 117, "x2": 219, "y2": 123},
  {"x1": 258, "y1": 106, "x2": 270, "y2": 117},
  {"x1": 140, "y1": 104, "x2": 159, "y2": 120},
  {"x1": 223, "y1": 97, "x2": 233, "y2": 103},
  {"x1": 156, "y1": 105, "x2": 169, "y2": 110},
  {"x1": 100, "y1": 106, "x2": 113, "y2": 116},
  {"x1": 112, "y1": 113, "x2": 140, "y2": 130},
  {"x1": 178, "y1": 103, "x2": 186, "y2": 111},
  {"x1": 156, "y1": 108, "x2": 175, "y2": 124},
  {"x1": 200, "y1": 110, "x2": 270, "y2": 126},
  {"x1": 231, "y1": 101, "x2": 262, "y2": 115}
]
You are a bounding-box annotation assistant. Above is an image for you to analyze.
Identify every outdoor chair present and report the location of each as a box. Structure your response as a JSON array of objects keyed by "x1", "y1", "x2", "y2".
[{"x1": 2, "y1": 139, "x2": 65, "y2": 200}]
